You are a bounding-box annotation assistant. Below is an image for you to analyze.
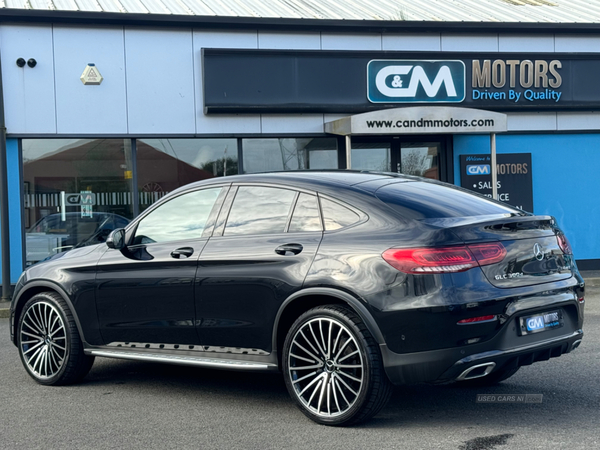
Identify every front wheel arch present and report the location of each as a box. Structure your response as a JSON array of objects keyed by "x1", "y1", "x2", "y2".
[{"x1": 12, "y1": 282, "x2": 87, "y2": 347}]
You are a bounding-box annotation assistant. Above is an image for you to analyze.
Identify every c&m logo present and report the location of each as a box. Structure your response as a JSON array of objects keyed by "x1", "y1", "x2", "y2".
[
  {"x1": 367, "y1": 60, "x2": 465, "y2": 103},
  {"x1": 466, "y1": 164, "x2": 490, "y2": 175}
]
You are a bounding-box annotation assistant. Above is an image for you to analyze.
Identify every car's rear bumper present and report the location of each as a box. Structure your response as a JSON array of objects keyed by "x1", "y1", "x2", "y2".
[{"x1": 381, "y1": 329, "x2": 583, "y2": 385}]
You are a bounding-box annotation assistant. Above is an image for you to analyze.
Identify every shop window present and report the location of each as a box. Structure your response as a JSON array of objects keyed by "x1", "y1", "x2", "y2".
[
  {"x1": 242, "y1": 138, "x2": 337, "y2": 173},
  {"x1": 133, "y1": 187, "x2": 222, "y2": 244},
  {"x1": 224, "y1": 186, "x2": 296, "y2": 236},
  {"x1": 351, "y1": 142, "x2": 391, "y2": 172},
  {"x1": 137, "y1": 138, "x2": 238, "y2": 212},
  {"x1": 23, "y1": 139, "x2": 134, "y2": 266}
]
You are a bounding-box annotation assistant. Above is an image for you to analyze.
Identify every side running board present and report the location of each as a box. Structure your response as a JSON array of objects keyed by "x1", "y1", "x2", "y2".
[{"x1": 86, "y1": 349, "x2": 278, "y2": 371}]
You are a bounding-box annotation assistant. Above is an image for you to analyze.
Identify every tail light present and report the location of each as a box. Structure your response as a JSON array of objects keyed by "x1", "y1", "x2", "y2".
[
  {"x1": 382, "y1": 243, "x2": 506, "y2": 274},
  {"x1": 557, "y1": 233, "x2": 573, "y2": 255},
  {"x1": 457, "y1": 315, "x2": 497, "y2": 325}
]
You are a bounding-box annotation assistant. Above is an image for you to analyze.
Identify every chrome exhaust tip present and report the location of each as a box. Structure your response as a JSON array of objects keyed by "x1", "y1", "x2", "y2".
[
  {"x1": 456, "y1": 362, "x2": 496, "y2": 381},
  {"x1": 571, "y1": 339, "x2": 582, "y2": 351}
]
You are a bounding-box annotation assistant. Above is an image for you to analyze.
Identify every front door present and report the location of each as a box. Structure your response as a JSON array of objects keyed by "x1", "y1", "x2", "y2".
[
  {"x1": 350, "y1": 136, "x2": 449, "y2": 181},
  {"x1": 95, "y1": 186, "x2": 225, "y2": 345}
]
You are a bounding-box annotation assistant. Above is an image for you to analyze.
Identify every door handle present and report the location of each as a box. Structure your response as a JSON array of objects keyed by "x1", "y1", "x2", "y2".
[
  {"x1": 275, "y1": 243, "x2": 303, "y2": 256},
  {"x1": 170, "y1": 247, "x2": 194, "y2": 259}
]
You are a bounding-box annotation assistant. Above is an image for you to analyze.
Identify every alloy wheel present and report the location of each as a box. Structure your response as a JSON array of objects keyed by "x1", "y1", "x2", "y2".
[
  {"x1": 287, "y1": 317, "x2": 364, "y2": 417},
  {"x1": 19, "y1": 301, "x2": 67, "y2": 379}
]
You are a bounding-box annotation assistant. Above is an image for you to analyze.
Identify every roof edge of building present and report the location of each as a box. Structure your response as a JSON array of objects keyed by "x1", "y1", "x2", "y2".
[{"x1": 3, "y1": 8, "x2": 600, "y2": 34}]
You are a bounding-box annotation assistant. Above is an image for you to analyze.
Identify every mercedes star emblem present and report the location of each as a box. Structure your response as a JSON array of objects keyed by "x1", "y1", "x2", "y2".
[{"x1": 533, "y1": 243, "x2": 544, "y2": 261}]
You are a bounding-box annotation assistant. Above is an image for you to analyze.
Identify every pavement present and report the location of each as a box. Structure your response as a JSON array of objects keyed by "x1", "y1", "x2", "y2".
[
  {"x1": 0, "y1": 300, "x2": 10, "y2": 318},
  {"x1": 0, "y1": 299, "x2": 9, "y2": 318}
]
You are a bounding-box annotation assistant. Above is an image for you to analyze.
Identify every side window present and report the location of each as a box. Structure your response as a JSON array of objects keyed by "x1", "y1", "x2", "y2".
[
  {"x1": 225, "y1": 186, "x2": 296, "y2": 236},
  {"x1": 289, "y1": 193, "x2": 322, "y2": 232},
  {"x1": 320, "y1": 197, "x2": 361, "y2": 231},
  {"x1": 133, "y1": 187, "x2": 222, "y2": 244}
]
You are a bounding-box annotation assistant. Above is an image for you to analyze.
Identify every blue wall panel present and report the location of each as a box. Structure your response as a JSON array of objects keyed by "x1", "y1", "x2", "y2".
[
  {"x1": 454, "y1": 134, "x2": 600, "y2": 260},
  {"x1": 0, "y1": 139, "x2": 24, "y2": 283}
]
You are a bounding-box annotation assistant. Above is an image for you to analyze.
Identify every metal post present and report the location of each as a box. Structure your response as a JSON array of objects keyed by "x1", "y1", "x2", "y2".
[
  {"x1": 491, "y1": 132, "x2": 498, "y2": 200},
  {"x1": 345, "y1": 135, "x2": 352, "y2": 169},
  {"x1": 0, "y1": 52, "x2": 11, "y2": 300},
  {"x1": 60, "y1": 191, "x2": 66, "y2": 221},
  {"x1": 130, "y1": 139, "x2": 139, "y2": 217}
]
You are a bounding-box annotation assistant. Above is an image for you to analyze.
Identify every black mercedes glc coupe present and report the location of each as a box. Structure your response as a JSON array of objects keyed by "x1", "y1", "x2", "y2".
[{"x1": 9, "y1": 171, "x2": 584, "y2": 426}]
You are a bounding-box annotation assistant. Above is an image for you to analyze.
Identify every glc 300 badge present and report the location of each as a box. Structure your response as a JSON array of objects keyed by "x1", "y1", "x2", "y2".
[{"x1": 495, "y1": 272, "x2": 524, "y2": 280}]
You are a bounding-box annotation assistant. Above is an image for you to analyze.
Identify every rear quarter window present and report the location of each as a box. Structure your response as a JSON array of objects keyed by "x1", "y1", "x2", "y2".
[
  {"x1": 320, "y1": 197, "x2": 361, "y2": 231},
  {"x1": 376, "y1": 181, "x2": 522, "y2": 220}
]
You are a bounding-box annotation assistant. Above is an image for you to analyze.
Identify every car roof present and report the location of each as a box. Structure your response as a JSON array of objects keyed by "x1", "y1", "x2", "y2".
[{"x1": 182, "y1": 170, "x2": 416, "y2": 193}]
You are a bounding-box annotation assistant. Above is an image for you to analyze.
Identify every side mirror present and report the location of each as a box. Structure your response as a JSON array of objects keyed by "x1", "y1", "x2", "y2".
[{"x1": 106, "y1": 228, "x2": 126, "y2": 250}]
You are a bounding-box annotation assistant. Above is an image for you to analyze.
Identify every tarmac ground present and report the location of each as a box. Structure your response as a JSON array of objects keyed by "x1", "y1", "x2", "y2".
[{"x1": 0, "y1": 273, "x2": 598, "y2": 449}]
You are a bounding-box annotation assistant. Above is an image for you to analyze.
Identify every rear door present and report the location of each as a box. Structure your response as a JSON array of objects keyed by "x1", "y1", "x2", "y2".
[{"x1": 196, "y1": 185, "x2": 323, "y2": 352}]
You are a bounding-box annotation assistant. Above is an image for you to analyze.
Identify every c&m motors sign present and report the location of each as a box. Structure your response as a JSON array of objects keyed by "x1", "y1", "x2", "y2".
[
  {"x1": 367, "y1": 60, "x2": 466, "y2": 103},
  {"x1": 203, "y1": 49, "x2": 600, "y2": 113}
]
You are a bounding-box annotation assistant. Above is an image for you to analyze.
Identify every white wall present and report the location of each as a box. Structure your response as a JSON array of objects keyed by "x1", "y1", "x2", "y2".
[
  {"x1": 3, "y1": 24, "x2": 600, "y2": 135},
  {"x1": 54, "y1": 25, "x2": 128, "y2": 134},
  {"x1": 0, "y1": 24, "x2": 56, "y2": 134}
]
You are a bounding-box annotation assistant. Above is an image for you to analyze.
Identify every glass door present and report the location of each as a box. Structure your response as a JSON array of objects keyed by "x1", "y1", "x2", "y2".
[
  {"x1": 351, "y1": 136, "x2": 445, "y2": 181},
  {"x1": 399, "y1": 142, "x2": 441, "y2": 180}
]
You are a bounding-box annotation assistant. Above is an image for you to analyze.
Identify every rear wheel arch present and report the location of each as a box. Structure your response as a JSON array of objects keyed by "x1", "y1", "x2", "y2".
[
  {"x1": 273, "y1": 288, "x2": 385, "y2": 367},
  {"x1": 13, "y1": 282, "x2": 86, "y2": 346}
]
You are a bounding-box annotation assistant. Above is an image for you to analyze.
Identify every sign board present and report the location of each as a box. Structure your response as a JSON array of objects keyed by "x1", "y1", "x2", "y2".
[
  {"x1": 367, "y1": 60, "x2": 466, "y2": 103},
  {"x1": 460, "y1": 153, "x2": 533, "y2": 212},
  {"x1": 325, "y1": 107, "x2": 507, "y2": 135},
  {"x1": 80, "y1": 190, "x2": 93, "y2": 218},
  {"x1": 65, "y1": 192, "x2": 96, "y2": 206},
  {"x1": 203, "y1": 49, "x2": 600, "y2": 114}
]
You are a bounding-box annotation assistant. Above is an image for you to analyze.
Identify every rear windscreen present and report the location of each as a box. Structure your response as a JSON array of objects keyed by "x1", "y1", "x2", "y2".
[{"x1": 376, "y1": 181, "x2": 522, "y2": 220}]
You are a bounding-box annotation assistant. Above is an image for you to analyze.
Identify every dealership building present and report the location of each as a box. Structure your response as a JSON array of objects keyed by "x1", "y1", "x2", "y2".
[{"x1": 1, "y1": 0, "x2": 600, "y2": 294}]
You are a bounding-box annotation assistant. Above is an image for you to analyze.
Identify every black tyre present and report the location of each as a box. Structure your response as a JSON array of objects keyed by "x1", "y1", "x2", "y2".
[
  {"x1": 282, "y1": 305, "x2": 393, "y2": 426},
  {"x1": 17, "y1": 292, "x2": 95, "y2": 386},
  {"x1": 457, "y1": 366, "x2": 520, "y2": 387}
]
